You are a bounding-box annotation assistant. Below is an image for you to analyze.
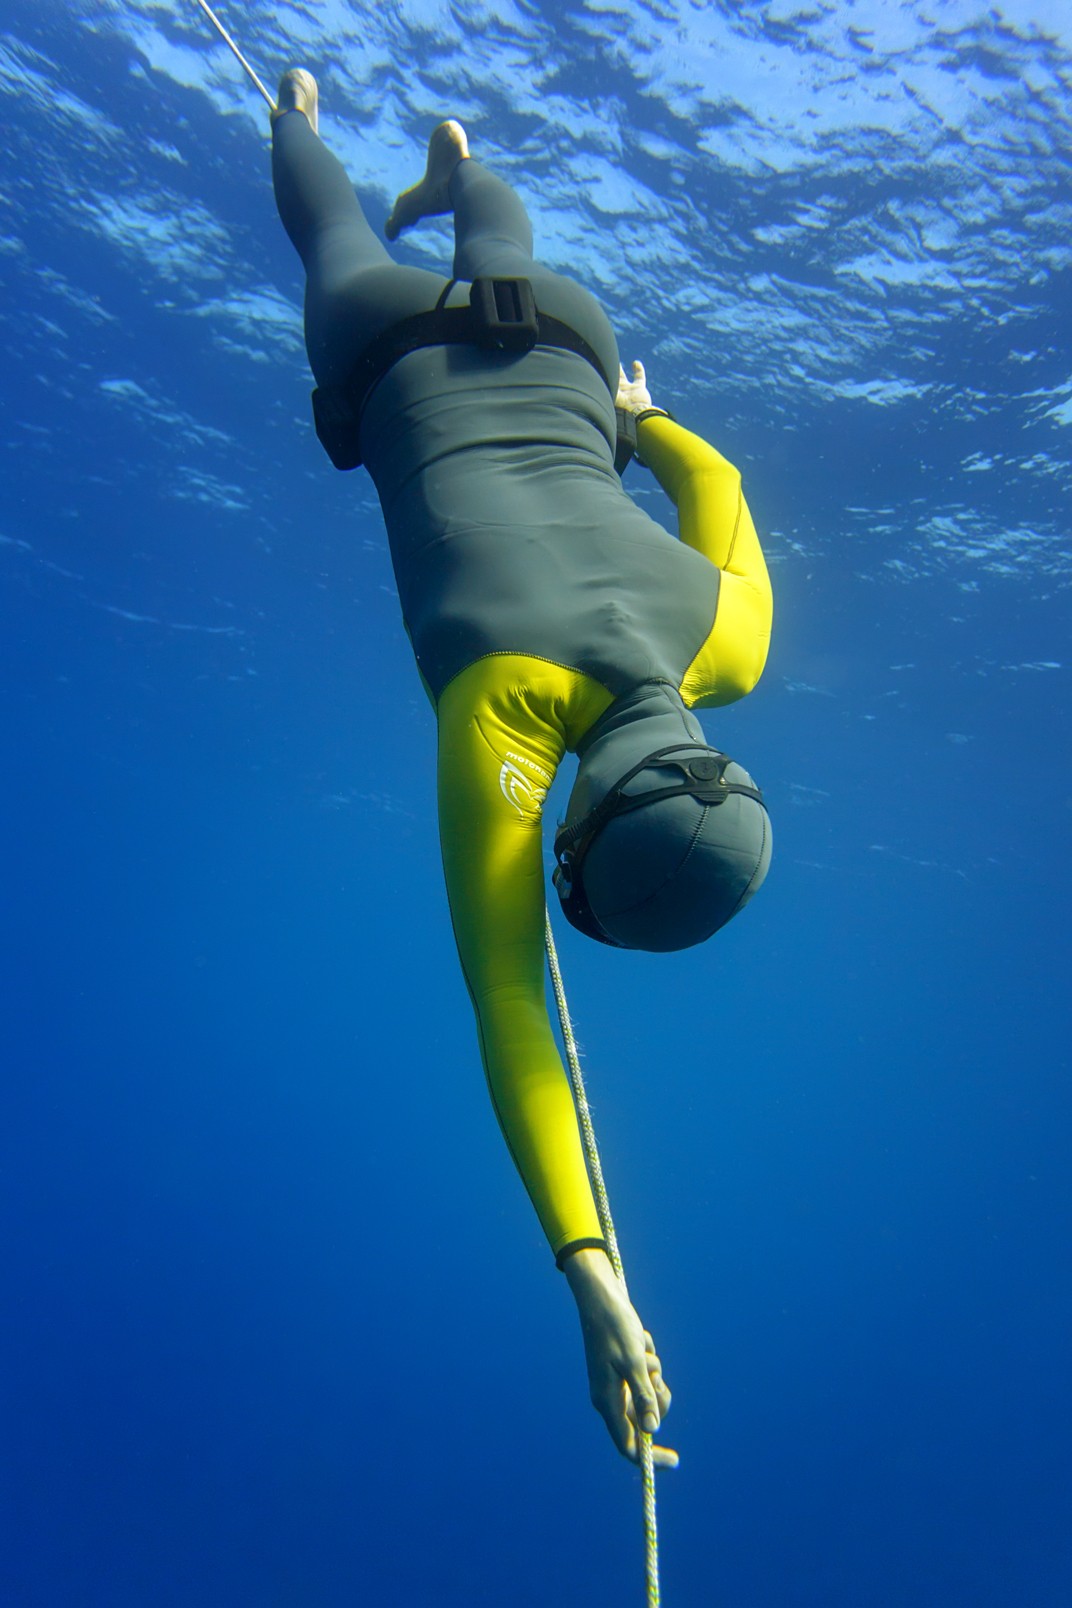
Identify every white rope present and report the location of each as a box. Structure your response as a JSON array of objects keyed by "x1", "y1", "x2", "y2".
[
  {"x1": 191, "y1": 0, "x2": 277, "y2": 109},
  {"x1": 545, "y1": 911, "x2": 661, "y2": 1608}
]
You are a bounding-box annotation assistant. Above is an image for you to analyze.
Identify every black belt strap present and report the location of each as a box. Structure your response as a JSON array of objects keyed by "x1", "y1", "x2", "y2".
[{"x1": 311, "y1": 277, "x2": 617, "y2": 472}]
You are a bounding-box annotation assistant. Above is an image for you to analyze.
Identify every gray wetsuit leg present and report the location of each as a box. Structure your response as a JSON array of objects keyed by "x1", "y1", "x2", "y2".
[
  {"x1": 272, "y1": 111, "x2": 444, "y2": 387},
  {"x1": 448, "y1": 161, "x2": 619, "y2": 392},
  {"x1": 271, "y1": 112, "x2": 619, "y2": 396}
]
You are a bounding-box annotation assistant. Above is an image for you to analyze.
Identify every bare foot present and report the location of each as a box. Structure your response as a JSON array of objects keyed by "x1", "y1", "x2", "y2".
[
  {"x1": 385, "y1": 120, "x2": 470, "y2": 241},
  {"x1": 272, "y1": 69, "x2": 318, "y2": 135}
]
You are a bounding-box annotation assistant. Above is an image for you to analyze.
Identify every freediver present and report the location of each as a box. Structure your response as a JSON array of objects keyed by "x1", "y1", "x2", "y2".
[{"x1": 270, "y1": 69, "x2": 773, "y2": 1469}]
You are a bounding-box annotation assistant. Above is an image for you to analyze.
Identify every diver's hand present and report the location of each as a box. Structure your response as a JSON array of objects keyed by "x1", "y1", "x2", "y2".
[
  {"x1": 616, "y1": 359, "x2": 654, "y2": 415},
  {"x1": 563, "y1": 1248, "x2": 679, "y2": 1468}
]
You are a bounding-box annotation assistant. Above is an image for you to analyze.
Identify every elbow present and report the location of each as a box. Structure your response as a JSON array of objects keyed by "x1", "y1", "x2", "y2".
[
  {"x1": 726, "y1": 570, "x2": 773, "y2": 700},
  {"x1": 719, "y1": 633, "x2": 770, "y2": 703}
]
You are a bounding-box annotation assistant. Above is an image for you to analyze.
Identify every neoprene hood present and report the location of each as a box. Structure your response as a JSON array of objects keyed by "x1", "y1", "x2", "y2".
[{"x1": 553, "y1": 683, "x2": 772, "y2": 951}]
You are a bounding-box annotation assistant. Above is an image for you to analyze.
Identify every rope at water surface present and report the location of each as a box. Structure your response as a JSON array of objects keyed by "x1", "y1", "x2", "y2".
[{"x1": 544, "y1": 911, "x2": 661, "y2": 1608}]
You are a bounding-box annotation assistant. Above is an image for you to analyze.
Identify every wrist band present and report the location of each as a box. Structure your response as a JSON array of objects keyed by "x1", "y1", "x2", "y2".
[
  {"x1": 633, "y1": 406, "x2": 675, "y2": 467},
  {"x1": 555, "y1": 1237, "x2": 609, "y2": 1270}
]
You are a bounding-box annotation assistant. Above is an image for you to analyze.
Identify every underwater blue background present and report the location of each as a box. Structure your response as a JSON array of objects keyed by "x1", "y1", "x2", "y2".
[{"x1": 2, "y1": 1, "x2": 1070, "y2": 1603}]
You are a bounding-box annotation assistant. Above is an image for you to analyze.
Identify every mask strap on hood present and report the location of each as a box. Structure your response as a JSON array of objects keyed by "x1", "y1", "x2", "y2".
[{"x1": 554, "y1": 745, "x2": 765, "y2": 870}]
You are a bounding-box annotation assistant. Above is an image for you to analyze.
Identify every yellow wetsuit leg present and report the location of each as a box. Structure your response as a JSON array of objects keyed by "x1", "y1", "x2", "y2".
[{"x1": 436, "y1": 655, "x2": 612, "y2": 1257}]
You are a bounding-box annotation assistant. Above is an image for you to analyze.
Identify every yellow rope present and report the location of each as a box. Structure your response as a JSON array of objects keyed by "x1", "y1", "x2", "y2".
[{"x1": 545, "y1": 911, "x2": 661, "y2": 1608}]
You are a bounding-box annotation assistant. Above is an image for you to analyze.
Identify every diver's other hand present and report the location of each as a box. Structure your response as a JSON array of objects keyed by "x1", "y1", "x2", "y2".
[
  {"x1": 616, "y1": 359, "x2": 654, "y2": 415},
  {"x1": 563, "y1": 1247, "x2": 678, "y2": 1468}
]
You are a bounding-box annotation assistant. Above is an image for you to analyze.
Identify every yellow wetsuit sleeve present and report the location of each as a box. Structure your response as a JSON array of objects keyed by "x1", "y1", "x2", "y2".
[
  {"x1": 637, "y1": 413, "x2": 773, "y2": 707},
  {"x1": 435, "y1": 657, "x2": 613, "y2": 1258}
]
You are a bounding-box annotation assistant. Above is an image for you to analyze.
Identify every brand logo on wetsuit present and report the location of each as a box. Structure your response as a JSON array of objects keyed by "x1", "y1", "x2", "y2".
[{"x1": 499, "y1": 753, "x2": 551, "y2": 814}]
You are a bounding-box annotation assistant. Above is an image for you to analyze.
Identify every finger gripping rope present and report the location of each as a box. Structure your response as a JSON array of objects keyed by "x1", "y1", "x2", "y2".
[{"x1": 545, "y1": 911, "x2": 662, "y2": 1608}]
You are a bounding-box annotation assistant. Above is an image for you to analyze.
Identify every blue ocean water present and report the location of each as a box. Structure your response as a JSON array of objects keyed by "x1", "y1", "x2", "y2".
[{"x1": 2, "y1": 1, "x2": 1070, "y2": 1603}]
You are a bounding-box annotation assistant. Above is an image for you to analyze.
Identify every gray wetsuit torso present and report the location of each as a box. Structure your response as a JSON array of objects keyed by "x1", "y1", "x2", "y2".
[
  {"x1": 361, "y1": 342, "x2": 720, "y2": 701},
  {"x1": 270, "y1": 119, "x2": 720, "y2": 704}
]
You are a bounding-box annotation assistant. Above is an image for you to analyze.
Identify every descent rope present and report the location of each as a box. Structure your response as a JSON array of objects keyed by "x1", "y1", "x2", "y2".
[
  {"x1": 191, "y1": 0, "x2": 276, "y2": 109},
  {"x1": 545, "y1": 911, "x2": 661, "y2": 1608}
]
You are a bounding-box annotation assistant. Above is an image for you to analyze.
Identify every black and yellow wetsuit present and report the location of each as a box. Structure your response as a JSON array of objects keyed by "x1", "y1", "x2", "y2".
[{"x1": 273, "y1": 114, "x2": 772, "y2": 1260}]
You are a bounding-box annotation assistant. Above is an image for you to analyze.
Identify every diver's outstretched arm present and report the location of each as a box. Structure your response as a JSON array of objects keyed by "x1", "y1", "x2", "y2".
[{"x1": 436, "y1": 663, "x2": 678, "y2": 1467}]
